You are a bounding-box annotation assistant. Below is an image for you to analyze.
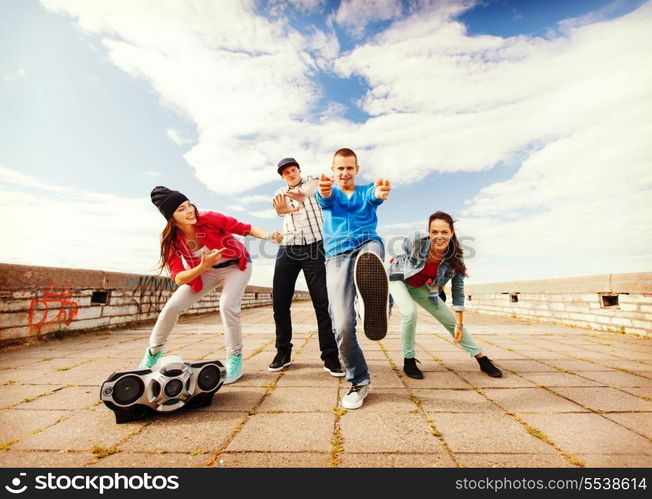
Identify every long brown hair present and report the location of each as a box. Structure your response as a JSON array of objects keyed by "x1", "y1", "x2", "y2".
[
  {"x1": 157, "y1": 204, "x2": 199, "y2": 273},
  {"x1": 428, "y1": 211, "x2": 467, "y2": 277}
]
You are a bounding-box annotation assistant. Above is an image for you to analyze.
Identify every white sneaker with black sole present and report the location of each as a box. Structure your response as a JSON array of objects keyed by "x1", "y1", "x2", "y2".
[
  {"x1": 341, "y1": 383, "x2": 371, "y2": 410},
  {"x1": 354, "y1": 251, "x2": 389, "y2": 341}
]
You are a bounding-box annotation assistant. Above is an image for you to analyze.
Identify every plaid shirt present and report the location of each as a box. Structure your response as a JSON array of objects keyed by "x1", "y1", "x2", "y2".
[{"x1": 275, "y1": 175, "x2": 324, "y2": 246}]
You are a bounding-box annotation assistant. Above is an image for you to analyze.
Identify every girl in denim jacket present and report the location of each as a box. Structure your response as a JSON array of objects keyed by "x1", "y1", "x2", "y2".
[{"x1": 388, "y1": 211, "x2": 502, "y2": 379}]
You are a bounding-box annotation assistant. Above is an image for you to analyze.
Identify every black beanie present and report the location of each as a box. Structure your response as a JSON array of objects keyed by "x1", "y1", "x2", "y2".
[{"x1": 150, "y1": 186, "x2": 189, "y2": 220}]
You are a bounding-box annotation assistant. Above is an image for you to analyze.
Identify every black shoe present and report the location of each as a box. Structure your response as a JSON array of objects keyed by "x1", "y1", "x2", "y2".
[
  {"x1": 323, "y1": 356, "x2": 345, "y2": 377},
  {"x1": 354, "y1": 252, "x2": 389, "y2": 341},
  {"x1": 268, "y1": 350, "x2": 292, "y2": 372},
  {"x1": 477, "y1": 356, "x2": 502, "y2": 378},
  {"x1": 403, "y1": 358, "x2": 423, "y2": 379}
]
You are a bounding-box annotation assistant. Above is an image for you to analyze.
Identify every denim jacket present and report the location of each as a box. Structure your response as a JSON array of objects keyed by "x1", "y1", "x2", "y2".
[{"x1": 387, "y1": 231, "x2": 465, "y2": 311}]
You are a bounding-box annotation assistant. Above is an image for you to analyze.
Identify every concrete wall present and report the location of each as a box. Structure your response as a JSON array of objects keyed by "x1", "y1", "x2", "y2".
[
  {"x1": 465, "y1": 272, "x2": 652, "y2": 336},
  {"x1": 0, "y1": 263, "x2": 310, "y2": 346}
]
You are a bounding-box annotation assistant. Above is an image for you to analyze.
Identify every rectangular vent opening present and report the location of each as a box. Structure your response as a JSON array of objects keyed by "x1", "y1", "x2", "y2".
[
  {"x1": 600, "y1": 294, "x2": 619, "y2": 308},
  {"x1": 91, "y1": 291, "x2": 109, "y2": 305},
  {"x1": 510, "y1": 293, "x2": 519, "y2": 303}
]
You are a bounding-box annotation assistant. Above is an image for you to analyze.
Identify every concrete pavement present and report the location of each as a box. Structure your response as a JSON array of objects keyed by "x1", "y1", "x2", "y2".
[{"x1": 0, "y1": 304, "x2": 650, "y2": 468}]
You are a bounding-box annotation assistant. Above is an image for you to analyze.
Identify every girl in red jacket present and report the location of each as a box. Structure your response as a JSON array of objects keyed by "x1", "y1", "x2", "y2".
[{"x1": 142, "y1": 186, "x2": 282, "y2": 384}]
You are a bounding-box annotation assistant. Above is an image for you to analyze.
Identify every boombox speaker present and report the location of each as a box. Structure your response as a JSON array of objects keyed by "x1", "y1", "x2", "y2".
[{"x1": 100, "y1": 355, "x2": 226, "y2": 423}]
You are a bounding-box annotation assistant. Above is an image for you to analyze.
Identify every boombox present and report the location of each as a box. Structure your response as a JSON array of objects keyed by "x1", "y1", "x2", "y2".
[{"x1": 100, "y1": 355, "x2": 226, "y2": 423}]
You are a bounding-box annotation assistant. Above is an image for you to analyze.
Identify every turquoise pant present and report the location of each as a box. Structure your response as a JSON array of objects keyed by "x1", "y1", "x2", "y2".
[{"x1": 389, "y1": 280, "x2": 482, "y2": 359}]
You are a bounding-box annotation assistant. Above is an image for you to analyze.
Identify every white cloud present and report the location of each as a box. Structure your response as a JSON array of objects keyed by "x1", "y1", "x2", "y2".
[
  {"x1": 166, "y1": 128, "x2": 192, "y2": 146},
  {"x1": 2, "y1": 68, "x2": 27, "y2": 81},
  {"x1": 240, "y1": 194, "x2": 272, "y2": 204},
  {"x1": 249, "y1": 208, "x2": 278, "y2": 219},
  {"x1": 333, "y1": 0, "x2": 405, "y2": 38},
  {"x1": 228, "y1": 204, "x2": 247, "y2": 212}
]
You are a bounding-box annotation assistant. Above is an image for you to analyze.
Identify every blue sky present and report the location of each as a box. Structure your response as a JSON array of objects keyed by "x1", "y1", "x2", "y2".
[{"x1": 1, "y1": 0, "x2": 650, "y2": 287}]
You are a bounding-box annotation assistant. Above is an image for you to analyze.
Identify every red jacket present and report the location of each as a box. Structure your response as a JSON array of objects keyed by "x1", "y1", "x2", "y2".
[{"x1": 166, "y1": 210, "x2": 252, "y2": 292}]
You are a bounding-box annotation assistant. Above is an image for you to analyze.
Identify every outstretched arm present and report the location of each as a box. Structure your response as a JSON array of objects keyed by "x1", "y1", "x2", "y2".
[
  {"x1": 374, "y1": 178, "x2": 391, "y2": 200},
  {"x1": 248, "y1": 226, "x2": 283, "y2": 244}
]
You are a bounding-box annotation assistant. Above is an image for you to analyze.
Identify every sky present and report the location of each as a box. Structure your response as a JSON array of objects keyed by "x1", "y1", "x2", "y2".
[{"x1": 1, "y1": 0, "x2": 650, "y2": 289}]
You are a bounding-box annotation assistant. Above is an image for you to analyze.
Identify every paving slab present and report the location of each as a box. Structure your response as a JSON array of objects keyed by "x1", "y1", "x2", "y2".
[
  {"x1": 226, "y1": 413, "x2": 333, "y2": 452},
  {"x1": 366, "y1": 365, "x2": 405, "y2": 389},
  {"x1": 553, "y1": 387, "x2": 652, "y2": 412},
  {"x1": 519, "y1": 372, "x2": 604, "y2": 387},
  {"x1": 620, "y1": 386, "x2": 652, "y2": 399},
  {"x1": 196, "y1": 386, "x2": 266, "y2": 412},
  {"x1": 603, "y1": 413, "x2": 652, "y2": 438},
  {"x1": 509, "y1": 350, "x2": 570, "y2": 360},
  {"x1": 578, "y1": 370, "x2": 652, "y2": 387},
  {"x1": 258, "y1": 385, "x2": 339, "y2": 412},
  {"x1": 11, "y1": 405, "x2": 144, "y2": 451},
  {"x1": 0, "y1": 384, "x2": 63, "y2": 408},
  {"x1": 591, "y1": 360, "x2": 651, "y2": 371},
  {"x1": 456, "y1": 371, "x2": 536, "y2": 388},
  {"x1": 544, "y1": 359, "x2": 619, "y2": 372},
  {"x1": 0, "y1": 451, "x2": 94, "y2": 467},
  {"x1": 516, "y1": 413, "x2": 652, "y2": 455},
  {"x1": 353, "y1": 388, "x2": 418, "y2": 413},
  {"x1": 403, "y1": 371, "x2": 474, "y2": 389},
  {"x1": 0, "y1": 409, "x2": 70, "y2": 444},
  {"x1": 455, "y1": 453, "x2": 573, "y2": 468},
  {"x1": 496, "y1": 360, "x2": 559, "y2": 373},
  {"x1": 18, "y1": 386, "x2": 100, "y2": 411},
  {"x1": 413, "y1": 389, "x2": 500, "y2": 413},
  {"x1": 338, "y1": 412, "x2": 442, "y2": 453},
  {"x1": 339, "y1": 452, "x2": 455, "y2": 468},
  {"x1": 214, "y1": 452, "x2": 331, "y2": 468},
  {"x1": 0, "y1": 368, "x2": 51, "y2": 385},
  {"x1": 574, "y1": 454, "x2": 652, "y2": 467},
  {"x1": 276, "y1": 366, "x2": 344, "y2": 387},
  {"x1": 119, "y1": 411, "x2": 247, "y2": 453},
  {"x1": 90, "y1": 451, "x2": 210, "y2": 467},
  {"x1": 432, "y1": 413, "x2": 557, "y2": 454},
  {"x1": 482, "y1": 387, "x2": 587, "y2": 413}
]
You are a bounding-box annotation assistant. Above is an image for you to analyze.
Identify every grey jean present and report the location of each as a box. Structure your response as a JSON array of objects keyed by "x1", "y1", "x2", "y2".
[{"x1": 148, "y1": 264, "x2": 252, "y2": 356}]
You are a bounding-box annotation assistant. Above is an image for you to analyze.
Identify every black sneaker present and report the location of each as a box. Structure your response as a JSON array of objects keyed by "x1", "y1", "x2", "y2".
[
  {"x1": 323, "y1": 356, "x2": 345, "y2": 377},
  {"x1": 354, "y1": 252, "x2": 389, "y2": 341},
  {"x1": 403, "y1": 358, "x2": 423, "y2": 379},
  {"x1": 268, "y1": 350, "x2": 291, "y2": 372},
  {"x1": 477, "y1": 356, "x2": 502, "y2": 378}
]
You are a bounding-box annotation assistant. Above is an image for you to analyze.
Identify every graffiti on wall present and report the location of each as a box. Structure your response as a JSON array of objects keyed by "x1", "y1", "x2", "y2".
[
  {"x1": 28, "y1": 282, "x2": 79, "y2": 333},
  {"x1": 126, "y1": 275, "x2": 177, "y2": 315}
]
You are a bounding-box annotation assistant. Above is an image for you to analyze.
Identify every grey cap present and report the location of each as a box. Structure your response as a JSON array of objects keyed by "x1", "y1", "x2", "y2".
[{"x1": 277, "y1": 157, "x2": 300, "y2": 174}]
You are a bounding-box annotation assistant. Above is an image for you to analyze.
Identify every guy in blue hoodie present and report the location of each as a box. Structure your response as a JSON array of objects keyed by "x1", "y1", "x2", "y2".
[{"x1": 316, "y1": 148, "x2": 391, "y2": 409}]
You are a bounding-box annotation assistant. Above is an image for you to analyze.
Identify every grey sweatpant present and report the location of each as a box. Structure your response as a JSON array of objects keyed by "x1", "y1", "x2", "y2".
[{"x1": 148, "y1": 264, "x2": 252, "y2": 356}]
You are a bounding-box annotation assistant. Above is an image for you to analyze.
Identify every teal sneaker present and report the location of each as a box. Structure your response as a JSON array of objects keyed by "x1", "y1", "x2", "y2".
[
  {"x1": 224, "y1": 354, "x2": 243, "y2": 384},
  {"x1": 139, "y1": 347, "x2": 163, "y2": 369}
]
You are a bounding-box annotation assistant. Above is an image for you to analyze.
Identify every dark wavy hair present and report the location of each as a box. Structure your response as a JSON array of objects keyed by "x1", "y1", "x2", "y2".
[
  {"x1": 428, "y1": 211, "x2": 467, "y2": 277},
  {"x1": 158, "y1": 204, "x2": 199, "y2": 273}
]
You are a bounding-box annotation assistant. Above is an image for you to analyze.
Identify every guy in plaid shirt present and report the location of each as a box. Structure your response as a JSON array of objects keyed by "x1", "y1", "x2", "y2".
[{"x1": 268, "y1": 157, "x2": 344, "y2": 377}]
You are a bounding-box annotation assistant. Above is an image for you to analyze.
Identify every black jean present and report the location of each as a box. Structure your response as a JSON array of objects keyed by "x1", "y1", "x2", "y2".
[{"x1": 272, "y1": 241, "x2": 337, "y2": 361}]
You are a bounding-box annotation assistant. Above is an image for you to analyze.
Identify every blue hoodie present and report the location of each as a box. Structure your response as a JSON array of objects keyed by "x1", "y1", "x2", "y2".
[{"x1": 315, "y1": 182, "x2": 384, "y2": 257}]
